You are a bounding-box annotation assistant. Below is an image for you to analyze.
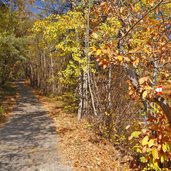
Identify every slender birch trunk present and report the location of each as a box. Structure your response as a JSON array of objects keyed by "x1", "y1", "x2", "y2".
[
  {"x1": 29, "y1": 63, "x2": 33, "y2": 86},
  {"x1": 85, "y1": 1, "x2": 97, "y2": 116},
  {"x1": 43, "y1": 51, "x2": 47, "y2": 93},
  {"x1": 78, "y1": 71, "x2": 84, "y2": 120},
  {"x1": 50, "y1": 55, "x2": 55, "y2": 94},
  {"x1": 108, "y1": 63, "x2": 112, "y2": 108}
]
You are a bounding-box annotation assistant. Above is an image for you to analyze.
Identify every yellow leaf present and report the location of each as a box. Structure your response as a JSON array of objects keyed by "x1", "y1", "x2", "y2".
[
  {"x1": 142, "y1": 136, "x2": 149, "y2": 146},
  {"x1": 162, "y1": 143, "x2": 169, "y2": 152},
  {"x1": 91, "y1": 46, "x2": 96, "y2": 52},
  {"x1": 117, "y1": 55, "x2": 123, "y2": 61},
  {"x1": 96, "y1": 49, "x2": 102, "y2": 56},
  {"x1": 129, "y1": 131, "x2": 141, "y2": 140},
  {"x1": 142, "y1": 90, "x2": 148, "y2": 99},
  {"x1": 152, "y1": 147, "x2": 159, "y2": 160},
  {"x1": 91, "y1": 32, "x2": 99, "y2": 39},
  {"x1": 88, "y1": 51, "x2": 93, "y2": 56},
  {"x1": 161, "y1": 156, "x2": 164, "y2": 163},
  {"x1": 140, "y1": 156, "x2": 147, "y2": 163},
  {"x1": 148, "y1": 139, "x2": 154, "y2": 148}
]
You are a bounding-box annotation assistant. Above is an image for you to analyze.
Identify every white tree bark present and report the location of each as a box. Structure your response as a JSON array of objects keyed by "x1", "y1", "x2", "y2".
[
  {"x1": 50, "y1": 55, "x2": 55, "y2": 94},
  {"x1": 85, "y1": 1, "x2": 97, "y2": 116}
]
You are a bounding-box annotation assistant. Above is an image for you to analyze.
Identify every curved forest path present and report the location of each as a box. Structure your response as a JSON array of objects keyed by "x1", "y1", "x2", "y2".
[{"x1": 0, "y1": 81, "x2": 72, "y2": 171}]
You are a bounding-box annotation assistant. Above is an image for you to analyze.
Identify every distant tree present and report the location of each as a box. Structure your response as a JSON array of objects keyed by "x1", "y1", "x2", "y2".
[{"x1": 0, "y1": 0, "x2": 32, "y2": 85}]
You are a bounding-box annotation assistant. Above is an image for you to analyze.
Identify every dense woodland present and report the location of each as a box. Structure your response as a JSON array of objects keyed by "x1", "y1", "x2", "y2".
[{"x1": 0, "y1": 0, "x2": 171, "y2": 170}]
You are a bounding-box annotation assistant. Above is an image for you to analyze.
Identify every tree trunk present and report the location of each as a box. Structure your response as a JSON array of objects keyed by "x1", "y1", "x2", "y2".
[
  {"x1": 85, "y1": 1, "x2": 97, "y2": 116},
  {"x1": 108, "y1": 63, "x2": 112, "y2": 109},
  {"x1": 78, "y1": 71, "x2": 84, "y2": 120},
  {"x1": 50, "y1": 55, "x2": 55, "y2": 94}
]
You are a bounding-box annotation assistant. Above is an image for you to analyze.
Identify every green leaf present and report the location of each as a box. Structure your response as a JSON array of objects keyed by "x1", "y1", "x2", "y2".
[{"x1": 142, "y1": 136, "x2": 149, "y2": 146}]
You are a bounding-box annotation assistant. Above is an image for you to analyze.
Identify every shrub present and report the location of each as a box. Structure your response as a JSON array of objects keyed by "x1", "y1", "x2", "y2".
[{"x1": 129, "y1": 104, "x2": 171, "y2": 171}]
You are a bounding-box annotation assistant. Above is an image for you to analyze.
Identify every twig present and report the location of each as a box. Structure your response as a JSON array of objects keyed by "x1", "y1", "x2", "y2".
[{"x1": 119, "y1": 0, "x2": 164, "y2": 41}]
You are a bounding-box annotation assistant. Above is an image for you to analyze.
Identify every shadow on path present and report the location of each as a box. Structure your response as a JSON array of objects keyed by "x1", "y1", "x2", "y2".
[{"x1": 0, "y1": 81, "x2": 71, "y2": 171}]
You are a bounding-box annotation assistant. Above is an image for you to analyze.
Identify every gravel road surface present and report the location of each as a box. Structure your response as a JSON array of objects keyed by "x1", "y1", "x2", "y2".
[{"x1": 0, "y1": 81, "x2": 72, "y2": 171}]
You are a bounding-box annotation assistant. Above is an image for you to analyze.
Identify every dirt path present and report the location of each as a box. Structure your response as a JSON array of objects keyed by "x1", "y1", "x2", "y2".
[{"x1": 0, "y1": 81, "x2": 72, "y2": 171}]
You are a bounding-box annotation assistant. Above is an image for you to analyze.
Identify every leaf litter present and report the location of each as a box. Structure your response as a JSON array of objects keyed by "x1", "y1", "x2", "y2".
[{"x1": 34, "y1": 92, "x2": 132, "y2": 171}]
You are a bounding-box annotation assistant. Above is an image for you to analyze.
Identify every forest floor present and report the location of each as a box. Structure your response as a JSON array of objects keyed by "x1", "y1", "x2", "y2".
[
  {"x1": 34, "y1": 88, "x2": 132, "y2": 171},
  {"x1": 0, "y1": 81, "x2": 133, "y2": 171}
]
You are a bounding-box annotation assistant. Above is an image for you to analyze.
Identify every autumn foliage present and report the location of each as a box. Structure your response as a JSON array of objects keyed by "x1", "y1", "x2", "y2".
[
  {"x1": 1, "y1": 0, "x2": 171, "y2": 170},
  {"x1": 28, "y1": 0, "x2": 171, "y2": 170}
]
